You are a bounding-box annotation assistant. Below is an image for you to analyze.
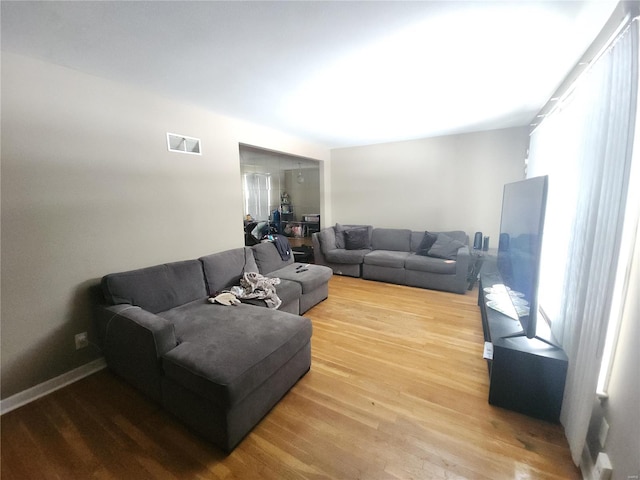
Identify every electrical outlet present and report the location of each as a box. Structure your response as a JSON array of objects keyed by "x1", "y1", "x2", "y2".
[
  {"x1": 74, "y1": 332, "x2": 89, "y2": 350},
  {"x1": 594, "y1": 452, "x2": 612, "y2": 480},
  {"x1": 599, "y1": 418, "x2": 610, "y2": 448}
]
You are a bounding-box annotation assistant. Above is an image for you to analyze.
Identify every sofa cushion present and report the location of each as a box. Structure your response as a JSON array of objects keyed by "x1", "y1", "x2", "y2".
[
  {"x1": 363, "y1": 250, "x2": 411, "y2": 268},
  {"x1": 371, "y1": 228, "x2": 412, "y2": 252},
  {"x1": 325, "y1": 248, "x2": 370, "y2": 264},
  {"x1": 101, "y1": 260, "x2": 207, "y2": 314},
  {"x1": 405, "y1": 253, "x2": 458, "y2": 275},
  {"x1": 335, "y1": 224, "x2": 372, "y2": 249},
  {"x1": 160, "y1": 302, "x2": 312, "y2": 408},
  {"x1": 266, "y1": 263, "x2": 333, "y2": 293},
  {"x1": 252, "y1": 242, "x2": 294, "y2": 274},
  {"x1": 428, "y1": 233, "x2": 465, "y2": 260},
  {"x1": 344, "y1": 228, "x2": 369, "y2": 250},
  {"x1": 199, "y1": 248, "x2": 258, "y2": 295},
  {"x1": 415, "y1": 231, "x2": 438, "y2": 256}
]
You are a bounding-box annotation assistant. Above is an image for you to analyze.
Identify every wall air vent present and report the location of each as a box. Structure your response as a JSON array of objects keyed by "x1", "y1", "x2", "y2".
[{"x1": 167, "y1": 133, "x2": 201, "y2": 155}]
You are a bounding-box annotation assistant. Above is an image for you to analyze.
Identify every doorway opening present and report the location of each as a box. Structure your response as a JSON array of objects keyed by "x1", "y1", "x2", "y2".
[{"x1": 239, "y1": 144, "x2": 321, "y2": 251}]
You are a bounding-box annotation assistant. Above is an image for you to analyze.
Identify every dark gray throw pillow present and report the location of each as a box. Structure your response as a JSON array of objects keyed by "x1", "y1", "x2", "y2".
[
  {"x1": 416, "y1": 231, "x2": 438, "y2": 256},
  {"x1": 344, "y1": 228, "x2": 369, "y2": 250},
  {"x1": 427, "y1": 233, "x2": 464, "y2": 260}
]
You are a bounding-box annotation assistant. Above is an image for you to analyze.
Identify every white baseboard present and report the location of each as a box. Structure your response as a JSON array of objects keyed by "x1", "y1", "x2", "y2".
[{"x1": 0, "y1": 357, "x2": 107, "y2": 415}]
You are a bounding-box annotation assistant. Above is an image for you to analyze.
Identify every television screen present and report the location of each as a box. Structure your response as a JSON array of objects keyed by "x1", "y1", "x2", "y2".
[{"x1": 497, "y1": 176, "x2": 548, "y2": 339}]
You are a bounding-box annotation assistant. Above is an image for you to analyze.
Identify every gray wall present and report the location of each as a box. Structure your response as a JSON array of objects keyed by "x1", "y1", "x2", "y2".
[
  {"x1": 0, "y1": 53, "x2": 329, "y2": 400},
  {"x1": 329, "y1": 127, "x2": 529, "y2": 241}
]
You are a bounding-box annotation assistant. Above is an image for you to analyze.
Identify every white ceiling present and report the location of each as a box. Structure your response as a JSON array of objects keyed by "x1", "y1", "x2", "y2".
[{"x1": 1, "y1": 1, "x2": 619, "y2": 148}]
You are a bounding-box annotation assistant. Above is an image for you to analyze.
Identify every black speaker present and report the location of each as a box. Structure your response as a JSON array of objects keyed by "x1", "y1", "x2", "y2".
[
  {"x1": 499, "y1": 233, "x2": 510, "y2": 252},
  {"x1": 473, "y1": 232, "x2": 483, "y2": 250},
  {"x1": 483, "y1": 236, "x2": 490, "y2": 251}
]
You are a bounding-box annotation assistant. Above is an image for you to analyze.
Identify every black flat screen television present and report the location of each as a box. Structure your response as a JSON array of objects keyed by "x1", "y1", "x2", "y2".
[{"x1": 496, "y1": 175, "x2": 550, "y2": 343}]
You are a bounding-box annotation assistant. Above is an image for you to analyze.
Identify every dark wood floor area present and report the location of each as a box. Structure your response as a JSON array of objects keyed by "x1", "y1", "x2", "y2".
[{"x1": 1, "y1": 275, "x2": 580, "y2": 479}]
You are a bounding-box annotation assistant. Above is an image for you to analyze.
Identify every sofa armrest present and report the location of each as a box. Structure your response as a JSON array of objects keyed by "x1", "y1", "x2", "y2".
[
  {"x1": 312, "y1": 232, "x2": 328, "y2": 266},
  {"x1": 99, "y1": 304, "x2": 177, "y2": 402},
  {"x1": 454, "y1": 245, "x2": 471, "y2": 293}
]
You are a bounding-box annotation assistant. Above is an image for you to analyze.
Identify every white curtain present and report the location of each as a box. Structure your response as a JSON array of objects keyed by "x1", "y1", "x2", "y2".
[{"x1": 527, "y1": 19, "x2": 638, "y2": 464}]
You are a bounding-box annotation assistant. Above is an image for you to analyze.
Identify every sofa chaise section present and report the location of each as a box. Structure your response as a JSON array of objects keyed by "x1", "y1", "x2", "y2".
[
  {"x1": 158, "y1": 301, "x2": 311, "y2": 451},
  {"x1": 97, "y1": 253, "x2": 314, "y2": 452}
]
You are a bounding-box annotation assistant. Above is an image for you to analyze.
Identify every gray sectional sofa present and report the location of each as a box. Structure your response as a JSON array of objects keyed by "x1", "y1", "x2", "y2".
[
  {"x1": 96, "y1": 241, "x2": 332, "y2": 452},
  {"x1": 313, "y1": 225, "x2": 470, "y2": 294}
]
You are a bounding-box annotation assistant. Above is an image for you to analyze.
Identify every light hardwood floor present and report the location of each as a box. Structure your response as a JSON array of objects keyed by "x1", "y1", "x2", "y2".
[{"x1": 1, "y1": 275, "x2": 580, "y2": 479}]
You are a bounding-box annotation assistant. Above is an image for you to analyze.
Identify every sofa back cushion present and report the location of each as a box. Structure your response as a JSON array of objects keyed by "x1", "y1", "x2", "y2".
[
  {"x1": 426, "y1": 233, "x2": 466, "y2": 260},
  {"x1": 101, "y1": 260, "x2": 207, "y2": 314},
  {"x1": 371, "y1": 228, "x2": 412, "y2": 252},
  {"x1": 317, "y1": 227, "x2": 337, "y2": 253},
  {"x1": 199, "y1": 247, "x2": 258, "y2": 295},
  {"x1": 442, "y1": 230, "x2": 468, "y2": 245},
  {"x1": 252, "y1": 241, "x2": 294, "y2": 274}
]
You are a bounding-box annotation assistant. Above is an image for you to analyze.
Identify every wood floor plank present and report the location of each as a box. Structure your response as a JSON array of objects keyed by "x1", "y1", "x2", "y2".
[{"x1": 1, "y1": 275, "x2": 580, "y2": 479}]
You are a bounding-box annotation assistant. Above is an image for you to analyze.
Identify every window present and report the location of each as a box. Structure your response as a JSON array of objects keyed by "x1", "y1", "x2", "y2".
[{"x1": 242, "y1": 173, "x2": 271, "y2": 222}]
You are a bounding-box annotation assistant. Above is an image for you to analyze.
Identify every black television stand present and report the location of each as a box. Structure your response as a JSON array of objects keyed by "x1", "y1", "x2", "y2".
[
  {"x1": 478, "y1": 272, "x2": 568, "y2": 422},
  {"x1": 501, "y1": 330, "x2": 561, "y2": 349}
]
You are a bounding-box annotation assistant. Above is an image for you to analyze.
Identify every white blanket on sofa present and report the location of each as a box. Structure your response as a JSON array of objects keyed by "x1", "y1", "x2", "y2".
[{"x1": 229, "y1": 272, "x2": 282, "y2": 309}]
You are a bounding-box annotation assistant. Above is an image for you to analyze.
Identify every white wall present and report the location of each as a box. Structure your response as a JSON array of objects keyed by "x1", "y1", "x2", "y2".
[
  {"x1": 0, "y1": 53, "x2": 329, "y2": 399},
  {"x1": 329, "y1": 128, "x2": 529, "y2": 242},
  {"x1": 586, "y1": 220, "x2": 640, "y2": 480}
]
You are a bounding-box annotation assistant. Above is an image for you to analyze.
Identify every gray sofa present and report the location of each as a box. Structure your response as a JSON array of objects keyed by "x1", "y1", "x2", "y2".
[
  {"x1": 96, "y1": 241, "x2": 332, "y2": 452},
  {"x1": 313, "y1": 225, "x2": 470, "y2": 294}
]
